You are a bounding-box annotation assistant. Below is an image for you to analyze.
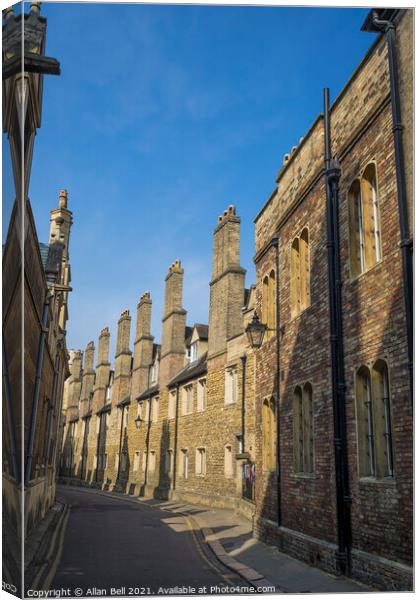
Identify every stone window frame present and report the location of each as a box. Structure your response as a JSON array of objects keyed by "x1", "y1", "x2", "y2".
[
  {"x1": 133, "y1": 451, "x2": 141, "y2": 472},
  {"x1": 261, "y1": 269, "x2": 276, "y2": 342},
  {"x1": 182, "y1": 384, "x2": 194, "y2": 416},
  {"x1": 224, "y1": 366, "x2": 238, "y2": 405},
  {"x1": 262, "y1": 397, "x2": 276, "y2": 472},
  {"x1": 180, "y1": 448, "x2": 189, "y2": 479},
  {"x1": 165, "y1": 449, "x2": 174, "y2": 474},
  {"x1": 151, "y1": 396, "x2": 159, "y2": 423},
  {"x1": 290, "y1": 226, "x2": 311, "y2": 319},
  {"x1": 292, "y1": 382, "x2": 314, "y2": 476},
  {"x1": 224, "y1": 444, "x2": 234, "y2": 478},
  {"x1": 355, "y1": 358, "x2": 394, "y2": 480},
  {"x1": 168, "y1": 390, "x2": 177, "y2": 420},
  {"x1": 348, "y1": 160, "x2": 382, "y2": 280},
  {"x1": 149, "y1": 450, "x2": 156, "y2": 474},
  {"x1": 195, "y1": 447, "x2": 207, "y2": 477},
  {"x1": 197, "y1": 378, "x2": 207, "y2": 412}
]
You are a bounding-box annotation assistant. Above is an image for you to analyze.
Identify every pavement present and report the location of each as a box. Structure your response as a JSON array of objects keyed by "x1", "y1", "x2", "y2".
[
  {"x1": 48, "y1": 485, "x2": 371, "y2": 595},
  {"x1": 137, "y1": 497, "x2": 371, "y2": 594}
]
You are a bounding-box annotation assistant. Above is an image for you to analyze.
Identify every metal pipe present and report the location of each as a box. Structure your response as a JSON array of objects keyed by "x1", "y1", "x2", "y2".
[
  {"x1": 271, "y1": 235, "x2": 282, "y2": 526},
  {"x1": 240, "y1": 353, "x2": 247, "y2": 451},
  {"x1": 370, "y1": 11, "x2": 413, "y2": 407},
  {"x1": 323, "y1": 88, "x2": 352, "y2": 575},
  {"x1": 172, "y1": 384, "x2": 180, "y2": 492},
  {"x1": 25, "y1": 292, "x2": 51, "y2": 485},
  {"x1": 2, "y1": 338, "x2": 19, "y2": 481}
]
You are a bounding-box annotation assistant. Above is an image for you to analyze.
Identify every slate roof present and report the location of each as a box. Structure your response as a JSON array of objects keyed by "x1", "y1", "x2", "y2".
[
  {"x1": 168, "y1": 352, "x2": 208, "y2": 388},
  {"x1": 137, "y1": 384, "x2": 159, "y2": 401},
  {"x1": 194, "y1": 323, "x2": 208, "y2": 340},
  {"x1": 117, "y1": 395, "x2": 131, "y2": 407},
  {"x1": 39, "y1": 242, "x2": 49, "y2": 269},
  {"x1": 184, "y1": 326, "x2": 194, "y2": 347},
  {"x1": 96, "y1": 402, "x2": 112, "y2": 415}
]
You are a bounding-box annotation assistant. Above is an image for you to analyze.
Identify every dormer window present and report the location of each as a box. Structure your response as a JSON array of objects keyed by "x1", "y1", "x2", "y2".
[
  {"x1": 190, "y1": 341, "x2": 198, "y2": 363},
  {"x1": 150, "y1": 360, "x2": 158, "y2": 384}
]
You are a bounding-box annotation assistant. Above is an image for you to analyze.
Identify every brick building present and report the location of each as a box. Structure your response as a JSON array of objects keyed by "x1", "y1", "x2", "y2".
[
  {"x1": 59, "y1": 8, "x2": 412, "y2": 591},
  {"x1": 2, "y1": 1, "x2": 73, "y2": 585}
]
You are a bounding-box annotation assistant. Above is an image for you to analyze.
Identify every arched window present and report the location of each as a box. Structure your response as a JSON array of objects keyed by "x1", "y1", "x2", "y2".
[
  {"x1": 348, "y1": 163, "x2": 381, "y2": 277},
  {"x1": 262, "y1": 276, "x2": 269, "y2": 327},
  {"x1": 302, "y1": 383, "x2": 314, "y2": 473},
  {"x1": 262, "y1": 398, "x2": 276, "y2": 471},
  {"x1": 300, "y1": 229, "x2": 310, "y2": 311},
  {"x1": 291, "y1": 229, "x2": 311, "y2": 317},
  {"x1": 268, "y1": 270, "x2": 276, "y2": 338},
  {"x1": 293, "y1": 387, "x2": 303, "y2": 472},
  {"x1": 356, "y1": 365, "x2": 375, "y2": 477},
  {"x1": 291, "y1": 238, "x2": 300, "y2": 317},
  {"x1": 372, "y1": 360, "x2": 393, "y2": 477}
]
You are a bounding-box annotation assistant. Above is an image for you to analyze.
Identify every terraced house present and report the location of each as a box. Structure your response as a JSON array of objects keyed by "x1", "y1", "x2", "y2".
[{"x1": 59, "y1": 8, "x2": 413, "y2": 591}]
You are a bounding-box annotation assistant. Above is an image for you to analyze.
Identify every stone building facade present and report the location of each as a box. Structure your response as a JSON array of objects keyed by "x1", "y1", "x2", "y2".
[{"x1": 59, "y1": 8, "x2": 412, "y2": 591}]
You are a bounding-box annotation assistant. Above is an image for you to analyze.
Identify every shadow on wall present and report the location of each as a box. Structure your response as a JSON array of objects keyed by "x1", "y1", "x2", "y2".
[{"x1": 155, "y1": 419, "x2": 171, "y2": 500}]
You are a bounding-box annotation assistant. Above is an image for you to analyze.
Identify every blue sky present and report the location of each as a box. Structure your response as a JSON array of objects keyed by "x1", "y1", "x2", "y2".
[{"x1": 25, "y1": 2, "x2": 376, "y2": 355}]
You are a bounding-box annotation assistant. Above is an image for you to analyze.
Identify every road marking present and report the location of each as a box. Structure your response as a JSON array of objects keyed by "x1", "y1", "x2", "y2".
[{"x1": 31, "y1": 504, "x2": 70, "y2": 592}]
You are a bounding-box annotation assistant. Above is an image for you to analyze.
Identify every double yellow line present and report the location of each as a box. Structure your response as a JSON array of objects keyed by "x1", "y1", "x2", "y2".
[{"x1": 29, "y1": 504, "x2": 70, "y2": 593}]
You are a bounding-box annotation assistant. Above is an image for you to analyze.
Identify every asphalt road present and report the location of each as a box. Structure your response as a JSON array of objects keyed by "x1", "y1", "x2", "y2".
[{"x1": 51, "y1": 486, "x2": 246, "y2": 596}]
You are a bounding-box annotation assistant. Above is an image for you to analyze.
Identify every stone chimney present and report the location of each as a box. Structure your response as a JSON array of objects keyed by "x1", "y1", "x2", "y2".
[
  {"x1": 66, "y1": 349, "x2": 83, "y2": 421},
  {"x1": 112, "y1": 309, "x2": 132, "y2": 404},
  {"x1": 132, "y1": 292, "x2": 154, "y2": 399},
  {"x1": 208, "y1": 205, "x2": 246, "y2": 360},
  {"x1": 49, "y1": 189, "x2": 73, "y2": 330},
  {"x1": 79, "y1": 341, "x2": 95, "y2": 417},
  {"x1": 92, "y1": 327, "x2": 111, "y2": 413},
  {"x1": 159, "y1": 260, "x2": 187, "y2": 385}
]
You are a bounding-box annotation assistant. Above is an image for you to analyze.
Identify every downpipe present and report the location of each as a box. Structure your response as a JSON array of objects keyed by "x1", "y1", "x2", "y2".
[
  {"x1": 271, "y1": 235, "x2": 282, "y2": 527},
  {"x1": 370, "y1": 12, "x2": 413, "y2": 407},
  {"x1": 323, "y1": 88, "x2": 352, "y2": 575}
]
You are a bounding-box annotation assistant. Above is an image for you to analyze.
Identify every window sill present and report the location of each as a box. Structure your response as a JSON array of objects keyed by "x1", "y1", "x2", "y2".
[
  {"x1": 292, "y1": 472, "x2": 316, "y2": 480},
  {"x1": 358, "y1": 476, "x2": 395, "y2": 486},
  {"x1": 224, "y1": 402, "x2": 237, "y2": 408},
  {"x1": 348, "y1": 258, "x2": 383, "y2": 283}
]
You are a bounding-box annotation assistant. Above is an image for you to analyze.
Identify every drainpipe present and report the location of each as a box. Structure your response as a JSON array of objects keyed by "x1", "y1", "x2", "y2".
[
  {"x1": 44, "y1": 351, "x2": 61, "y2": 471},
  {"x1": 240, "y1": 354, "x2": 247, "y2": 452},
  {"x1": 172, "y1": 384, "x2": 180, "y2": 492},
  {"x1": 323, "y1": 88, "x2": 352, "y2": 575},
  {"x1": 368, "y1": 12, "x2": 413, "y2": 407},
  {"x1": 271, "y1": 235, "x2": 282, "y2": 527},
  {"x1": 2, "y1": 338, "x2": 19, "y2": 481},
  {"x1": 25, "y1": 292, "x2": 52, "y2": 485}
]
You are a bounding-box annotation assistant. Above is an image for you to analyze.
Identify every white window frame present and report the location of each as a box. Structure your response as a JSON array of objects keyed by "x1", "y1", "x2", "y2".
[{"x1": 190, "y1": 341, "x2": 198, "y2": 363}]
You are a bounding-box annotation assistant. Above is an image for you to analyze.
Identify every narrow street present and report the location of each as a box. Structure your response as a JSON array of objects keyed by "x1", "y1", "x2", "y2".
[{"x1": 51, "y1": 486, "x2": 249, "y2": 596}]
